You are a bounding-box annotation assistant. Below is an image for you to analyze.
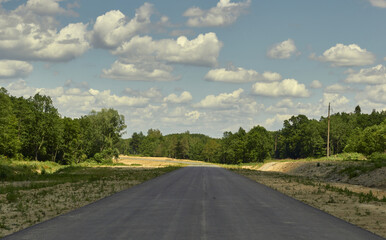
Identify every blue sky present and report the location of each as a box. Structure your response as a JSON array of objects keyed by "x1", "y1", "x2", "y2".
[{"x1": 0, "y1": 0, "x2": 385, "y2": 138}]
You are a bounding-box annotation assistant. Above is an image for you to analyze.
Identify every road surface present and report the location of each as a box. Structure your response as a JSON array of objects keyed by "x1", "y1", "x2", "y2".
[{"x1": 3, "y1": 166, "x2": 384, "y2": 240}]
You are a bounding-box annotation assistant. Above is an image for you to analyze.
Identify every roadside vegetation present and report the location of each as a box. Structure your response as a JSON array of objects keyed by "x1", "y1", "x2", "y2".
[{"x1": 0, "y1": 158, "x2": 179, "y2": 237}]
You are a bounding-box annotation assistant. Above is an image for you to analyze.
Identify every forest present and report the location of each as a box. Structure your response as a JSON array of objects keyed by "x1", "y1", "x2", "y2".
[
  {"x1": 1, "y1": 87, "x2": 385, "y2": 165},
  {"x1": 0, "y1": 87, "x2": 126, "y2": 164}
]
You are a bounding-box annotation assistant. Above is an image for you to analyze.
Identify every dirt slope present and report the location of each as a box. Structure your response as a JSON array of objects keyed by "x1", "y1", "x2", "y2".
[{"x1": 258, "y1": 161, "x2": 386, "y2": 190}]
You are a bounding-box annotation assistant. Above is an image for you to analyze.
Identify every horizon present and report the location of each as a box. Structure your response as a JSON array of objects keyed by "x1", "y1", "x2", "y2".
[{"x1": 0, "y1": 0, "x2": 385, "y2": 138}]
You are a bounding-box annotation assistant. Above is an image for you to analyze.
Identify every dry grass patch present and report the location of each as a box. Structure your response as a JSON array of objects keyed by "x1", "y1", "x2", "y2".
[{"x1": 117, "y1": 155, "x2": 209, "y2": 168}]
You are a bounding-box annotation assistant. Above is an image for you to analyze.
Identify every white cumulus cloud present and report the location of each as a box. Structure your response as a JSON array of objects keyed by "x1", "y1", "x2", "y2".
[
  {"x1": 4, "y1": 80, "x2": 149, "y2": 118},
  {"x1": 345, "y1": 64, "x2": 386, "y2": 85},
  {"x1": 325, "y1": 83, "x2": 351, "y2": 93},
  {"x1": 357, "y1": 84, "x2": 386, "y2": 105},
  {"x1": 267, "y1": 39, "x2": 298, "y2": 59},
  {"x1": 0, "y1": 10, "x2": 90, "y2": 62},
  {"x1": 91, "y1": 3, "x2": 154, "y2": 49},
  {"x1": 194, "y1": 88, "x2": 244, "y2": 109},
  {"x1": 184, "y1": 0, "x2": 251, "y2": 27},
  {"x1": 368, "y1": 0, "x2": 386, "y2": 8},
  {"x1": 205, "y1": 67, "x2": 282, "y2": 83},
  {"x1": 163, "y1": 91, "x2": 193, "y2": 104},
  {"x1": 321, "y1": 93, "x2": 350, "y2": 108},
  {"x1": 310, "y1": 80, "x2": 322, "y2": 89},
  {"x1": 205, "y1": 67, "x2": 259, "y2": 83},
  {"x1": 314, "y1": 43, "x2": 375, "y2": 67},
  {"x1": 0, "y1": 60, "x2": 33, "y2": 78},
  {"x1": 252, "y1": 79, "x2": 310, "y2": 97},
  {"x1": 101, "y1": 60, "x2": 179, "y2": 81},
  {"x1": 0, "y1": 0, "x2": 90, "y2": 62},
  {"x1": 262, "y1": 71, "x2": 282, "y2": 82},
  {"x1": 21, "y1": 0, "x2": 76, "y2": 16},
  {"x1": 264, "y1": 114, "x2": 292, "y2": 128},
  {"x1": 113, "y1": 33, "x2": 222, "y2": 67}
]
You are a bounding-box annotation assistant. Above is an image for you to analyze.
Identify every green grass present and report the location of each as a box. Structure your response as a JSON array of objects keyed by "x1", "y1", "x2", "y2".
[
  {"x1": 0, "y1": 159, "x2": 181, "y2": 196},
  {"x1": 339, "y1": 159, "x2": 386, "y2": 179}
]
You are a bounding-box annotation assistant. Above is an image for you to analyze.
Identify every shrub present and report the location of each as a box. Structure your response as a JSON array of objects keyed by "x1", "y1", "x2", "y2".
[{"x1": 368, "y1": 152, "x2": 386, "y2": 162}]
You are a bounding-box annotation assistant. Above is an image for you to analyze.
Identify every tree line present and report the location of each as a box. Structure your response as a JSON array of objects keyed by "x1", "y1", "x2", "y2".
[
  {"x1": 0, "y1": 88, "x2": 126, "y2": 164},
  {"x1": 119, "y1": 106, "x2": 385, "y2": 164},
  {"x1": 1, "y1": 87, "x2": 385, "y2": 165}
]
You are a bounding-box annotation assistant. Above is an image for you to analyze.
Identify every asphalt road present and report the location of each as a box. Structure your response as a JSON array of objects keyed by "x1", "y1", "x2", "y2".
[{"x1": 3, "y1": 167, "x2": 384, "y2": 240}]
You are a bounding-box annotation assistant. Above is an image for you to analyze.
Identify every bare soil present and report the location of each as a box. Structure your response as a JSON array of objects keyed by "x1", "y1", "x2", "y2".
[{"x1": 257, "y1": 161, "x2": 386, "y2": 190}]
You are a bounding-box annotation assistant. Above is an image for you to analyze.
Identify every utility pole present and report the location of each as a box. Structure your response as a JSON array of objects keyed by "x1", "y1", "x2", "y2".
[{"x1": 327, "y1": 103, "x2": 330, "y2": 157}]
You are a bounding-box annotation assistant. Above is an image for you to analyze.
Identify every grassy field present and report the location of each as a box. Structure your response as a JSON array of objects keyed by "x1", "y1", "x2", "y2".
[{"x1": 0, "y1": 159, "x2": 180, "y2": 238}]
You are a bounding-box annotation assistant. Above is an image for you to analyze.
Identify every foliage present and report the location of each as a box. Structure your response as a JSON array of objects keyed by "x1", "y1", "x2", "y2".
[
  {"x1": 0, "y1": 88, "x2": 126, "y2": 164},
  {"x1": 0, "y1": 87, "x2": 385, "y2": 165}
]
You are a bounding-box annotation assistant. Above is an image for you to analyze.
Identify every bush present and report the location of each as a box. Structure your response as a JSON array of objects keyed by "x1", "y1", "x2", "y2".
[
  {"x1": 0, "y1": 165, "x2": 12, "y2": 180},
  {"x1": 6, "y1": 190, "x2": 19, "y2": 203},
  {"x1": 368, "y1": 152, "x2": 386, "y2": 162}
]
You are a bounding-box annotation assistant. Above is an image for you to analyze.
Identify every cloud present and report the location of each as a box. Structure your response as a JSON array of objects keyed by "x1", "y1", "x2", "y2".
[
  {"x1": 262, "y1": 71, "x2": 282, "y2": 81},
  {"x1": 368, "y1": 0, "x2": 386, "y2": 8},
  {"x1": 205, "y1": 67, "x2": 259, "y2": 83},
  {"x1": 185, "y1": 111, "x2": 201, "y2": 121},
  {"x1": 265, "y1": 98, "x2": 294, "y2": 113},
  {"x1": 183, "y1": 0, "x2": 250, "y2": 27},
  {"x1": 313, "y1": 43, "x2": 375, "y2": 67},
  {"x1": 0, "y1": 60, "x2": 33, "y2": 78},
  {"x1": 310, "y1": 80, "x2": 322, "y2": 89},
  {"x1": 276, "y1": 98, "x2": 294, "y2": 108},
  {"x1": 91, "y1": 3, "x2": 154, "y2": 49},
  {"x1": 252, "y1": 79, "x2": 310, "y2": 97},
  {"x1": 113, "y1": 33, "x2": 222, "y2": 67},
  {"x1": 122, "y1": 87, "x2": 163, "y2": 99},
  {"x1": 194, "y1": 88, "x2": 244, "y2": 109},
  {"x1": 101, "y1": 60, "x2": 179, "y2": 81},
  {"x1": 357, "y1": 84, "x2": 386, "y2": 105},
  {"x1": 20, "y1": 0, "x2": 76, "y2": 16},
  {"x1": 4, "y1": 80, "x2": 149, "y2": 117},
  {"x1": 321, "y1": 93, "x2": 349, "y2": 108},
  {"x1": 264, "y1": 114, "x2": 292, "y2": 128},
  {"x1": 325, "y1": 84, "x2": 351, "y2": 93},
  {"x1": 267, "y1": 39, "x2": 298, "y2": 59},
  {"x1": 0, "y1": 6, "x2": 90, "y2": 62},
  {"x1": 205, "y1": 67, "x2": 282, "y2": 83},
  {"x1": 163, "y1": 91, "x2": 193, "y2": 103},
  {"x1": 345, "y1": 64, "x2": 386, "y2": 84}
]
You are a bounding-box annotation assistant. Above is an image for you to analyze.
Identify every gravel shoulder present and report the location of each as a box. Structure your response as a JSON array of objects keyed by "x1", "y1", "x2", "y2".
[{"x1": 233, "y1": 161, "x2": 386, "y2": 238}]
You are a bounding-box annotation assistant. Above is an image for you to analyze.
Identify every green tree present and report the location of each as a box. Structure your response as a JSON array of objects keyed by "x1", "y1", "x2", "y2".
[
  {"x1": 0, "y1": 88, "x2": 21, "y2": 157},
  {"x1": 80, "y1": 108, "x2": 126, "y2": 161},
  {"x1": 17, "y1": 93, "x2": 61, "y2": 161},
  {"x1": 60, "y1": 118, "x2": 85, "y2": 164},
  {"x1": 345, "y1": 120, "x2": 386, "y2": 155},
  {"x1": 129, "y1": 132, "x2": 145, "y2": 155},
  {"x1": 280, "y1": 115, "x2": 324, "y2": 158},
  {"x1": 246, "y1": 126, "x2": 273, "y2": 162},
  {"x1": 140, "y1": 129, "x2": 163, "y2": 156},
  {"x1": 202, "y1": 139, "x2": 221, "y2": 162}
]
